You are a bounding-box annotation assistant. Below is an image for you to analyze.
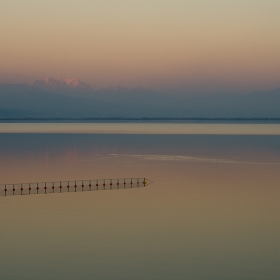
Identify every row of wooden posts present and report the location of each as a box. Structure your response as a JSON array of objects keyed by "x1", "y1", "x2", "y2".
[{"x1": 0, "y1": 178, "x2": 152, "y2": 197}]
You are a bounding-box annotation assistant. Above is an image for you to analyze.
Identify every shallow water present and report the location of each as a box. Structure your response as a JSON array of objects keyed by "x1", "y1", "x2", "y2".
[
  {"x1": 0, "y1": 123, "x2": 280, "y2": 280},
  {"x1": 1, "y1": 122, "x2": 280, "y2": 134}
]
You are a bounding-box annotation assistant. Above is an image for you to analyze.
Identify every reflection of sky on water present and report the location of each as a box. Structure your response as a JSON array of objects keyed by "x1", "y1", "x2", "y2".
[
  {"x1": 1, "y1": 122, "x2": 280, "y2": 135},
  {"x1": 107, "y1": 153, "x2": 279, "y2": 165},
  {"x1": 0, "y1": 127, "x2": 280, "y2": 279}
]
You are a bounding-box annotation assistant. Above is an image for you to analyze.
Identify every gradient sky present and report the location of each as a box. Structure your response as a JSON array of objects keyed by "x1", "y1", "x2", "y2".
[{"x1": 1, "y1": 0, "x2": 279, "y2": 93}]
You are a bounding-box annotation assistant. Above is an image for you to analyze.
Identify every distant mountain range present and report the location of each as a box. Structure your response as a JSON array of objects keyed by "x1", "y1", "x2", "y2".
[
  {"x1": 33, "y1": 77, "x2": 93, "y2": 92},
  {"x1": 0, "y1": 77, "x2": 280, "y2": 119}
]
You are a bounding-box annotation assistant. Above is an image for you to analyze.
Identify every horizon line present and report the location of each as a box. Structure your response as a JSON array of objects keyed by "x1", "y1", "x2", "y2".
[{"x1": 1, "y1": 117, "x2": 280, "y2": 122}]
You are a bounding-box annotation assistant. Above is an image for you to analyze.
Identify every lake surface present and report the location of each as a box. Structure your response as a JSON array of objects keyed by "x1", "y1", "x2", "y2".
[{"x1": 0, "y1": 123, "x2": 280, "y2": 280}]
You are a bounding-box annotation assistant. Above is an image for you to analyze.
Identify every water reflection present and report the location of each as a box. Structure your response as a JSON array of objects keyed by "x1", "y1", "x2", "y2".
[
  {"x1": 108, "y1": 153, "x2": 279, "y2": 165},
  {"x1": 0, "y1": 122, "x2": 280, "y2": 134},
  {"x1": 0, "y1": 127, "x2": 280, "y2": 280}
]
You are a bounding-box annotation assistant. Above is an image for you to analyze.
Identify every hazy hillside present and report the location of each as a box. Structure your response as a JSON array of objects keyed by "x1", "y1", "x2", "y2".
[{"x1": 0, "y1": 80, "x2": 280, "y2": 119}]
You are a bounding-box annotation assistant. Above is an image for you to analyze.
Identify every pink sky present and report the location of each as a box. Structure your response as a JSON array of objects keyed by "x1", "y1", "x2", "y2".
[{"x1": 1, "y1": 0, "x2": 279, "y2": 93}]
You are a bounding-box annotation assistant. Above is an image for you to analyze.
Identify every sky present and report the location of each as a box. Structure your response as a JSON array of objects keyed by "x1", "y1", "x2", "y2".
[{"x1": 0, "y1": 0, "x2": 280, "y2": 94}]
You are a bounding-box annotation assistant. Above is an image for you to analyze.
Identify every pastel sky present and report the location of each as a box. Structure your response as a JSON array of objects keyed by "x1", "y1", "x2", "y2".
[{"x1": 1, "y1": 0, "x2": 279, "y2": 93}]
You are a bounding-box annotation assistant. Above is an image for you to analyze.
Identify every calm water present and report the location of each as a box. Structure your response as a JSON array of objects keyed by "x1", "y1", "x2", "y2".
[{"x1": 0, "y1": 123, "x2": 280, "y2": 280}]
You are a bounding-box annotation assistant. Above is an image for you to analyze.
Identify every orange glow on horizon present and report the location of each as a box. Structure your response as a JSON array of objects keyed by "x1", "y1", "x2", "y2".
[{"x1": 0, "y1": 1, "x2": 280, "y2": 93}]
